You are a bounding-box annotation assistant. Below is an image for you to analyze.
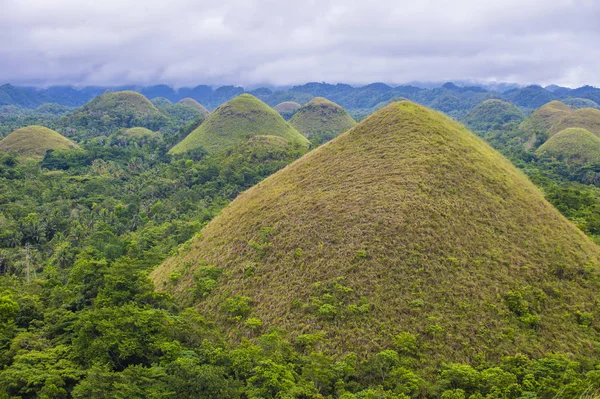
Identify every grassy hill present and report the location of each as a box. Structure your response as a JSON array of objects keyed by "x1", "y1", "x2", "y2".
[
  {"x1": 546, "y1": 108, "x2": 600, "y2": 138},
  {"x1": 274, "y1": 101, "x2": 301, "y2": 120},
  {"x1": 289, "y1": 97, "x2": 356, "y2": 143},
  {"x1": 58, "y1": 91, "x2": 169, "y2": 138},
  {"x1": 462, "y1": 99, "x2": 525, "y2": 132},
  {"x1": 536, "y1": 127, "x2": 600, "y2": 164},
  {"x1": 177, "y1": 98, "x2": 210, "y2": 117},
  {"x1": 519, "y1": 100, "x2": 572, "y2": 146},
  {"x1": 0, "y1": 125, "x2": 77, "y2": 158},
  {"x1": 152, "y1": 101, "x2": 600, "y2": 368},
  {"x1": 170, "y1": 94, "x2": 309, "y2": 154},
  {"x1": 562, "y1": 97, "x2": 600, "y2": 109}
]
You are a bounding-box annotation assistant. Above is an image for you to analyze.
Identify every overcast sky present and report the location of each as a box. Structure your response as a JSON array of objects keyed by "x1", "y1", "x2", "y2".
[{"x1": 1, "y1": 0, "x2": 599, "y2": 88}]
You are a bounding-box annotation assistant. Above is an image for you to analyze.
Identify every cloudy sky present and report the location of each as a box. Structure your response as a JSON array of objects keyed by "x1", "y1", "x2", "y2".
[{"x1": 1, "y1": 0, "x2": 599, "y2": 88}]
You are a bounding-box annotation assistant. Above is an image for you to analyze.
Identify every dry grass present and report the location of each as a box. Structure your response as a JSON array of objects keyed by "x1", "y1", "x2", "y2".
[
  {"x1": 547, "y1": 108, "x2": 600, "y2": 138},
  {"x1": 520, "y1": 101, "x2": 572, "y2": 146},
  {"x1": 0, "y1": 125, "x2": 77, "y2": 158},
  {"x1": 152, "y1": 101, "x2": 600, "y2": 370},
  {"x1": 289, "y1": 97, "x2": 356, "y2": 142},
  {"x1": 537, "y1": 128, "x2": 600, "y2": 164},
  {"x1": 170, "y1": 94, "x2": 309, "y2": 154}
]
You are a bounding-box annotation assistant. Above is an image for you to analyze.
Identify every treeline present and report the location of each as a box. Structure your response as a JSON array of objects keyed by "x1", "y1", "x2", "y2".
[{"x1": 2, "y1": 82, "x2": 600, "y2": 119}]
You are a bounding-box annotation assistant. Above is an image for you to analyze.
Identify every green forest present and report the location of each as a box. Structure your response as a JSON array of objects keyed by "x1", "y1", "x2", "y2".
[{"x1": 2, "y1": 87, "x2": 600, "y2": 399}]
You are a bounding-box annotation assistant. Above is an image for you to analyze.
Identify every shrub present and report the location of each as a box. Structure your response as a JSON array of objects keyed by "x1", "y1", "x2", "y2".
[{"x1": 222, "y1": 296, "x2": 253, "y2": 320}]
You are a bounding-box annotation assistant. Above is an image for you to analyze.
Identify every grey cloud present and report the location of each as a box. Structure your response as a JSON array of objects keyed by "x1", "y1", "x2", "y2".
[{"x1": 1, "y1": 0, "x2": 599, "y2": 87}]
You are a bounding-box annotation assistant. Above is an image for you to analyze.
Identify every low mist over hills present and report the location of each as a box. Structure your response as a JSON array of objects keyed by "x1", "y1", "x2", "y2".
[{"x1": 3, "y1": 82, "x2": 600, "y2": 120}]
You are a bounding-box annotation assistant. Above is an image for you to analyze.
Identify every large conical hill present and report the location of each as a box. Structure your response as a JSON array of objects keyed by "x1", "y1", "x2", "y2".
[
  {"x1": 289, "y1": 97, "x2": 356, "y2": 143},
  {"x1": 152, "y1": 101, "x2": 600, "y2": 366},
  {"x1": 170, "y1": 94, "x2": 308, "y2": 154},
  {"x1": 536, "y1": 127, "x2": 600, "y2": 164},
  {"x1": 0, "y1": 125, "x2": 77, "y2": 158}
]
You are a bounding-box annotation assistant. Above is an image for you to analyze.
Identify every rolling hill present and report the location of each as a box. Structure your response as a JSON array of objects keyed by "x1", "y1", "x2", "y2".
[
  {"x1": 462, "y1": 99, "x2": 525, "y2": 132},
  {"x1": 152, "y1": 101, "x2": 600, "y2": 367},
  {"x1": 519, "y1": 100, "x2": 572, "y2": 146},
  {"x1": 288, "y1": 97, "x2": 356, "y2": 143},
  {"x1": 274, "y1": 101, "x2": 302, "y2": 120},
  {"x1": 536, "y1": 127, "x2": 600, "y2": 164},
  {"x1": 169, "y1": 94, "x2": 309, "y2": 154},
  {"x1": 58, "y1": 90, "x2": 169, "y2": 138},
  {"x1": 177, "y1": 98, "x2": 210, "y2": 117},
  {"x1": 546, "y1": 108, "x2": 600, "y2": 138},
  {"x1": 0, "y1": 125, "x2": 77, "y2": 158}
]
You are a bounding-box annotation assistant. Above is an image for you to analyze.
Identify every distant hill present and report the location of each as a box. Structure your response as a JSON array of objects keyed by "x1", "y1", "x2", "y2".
[
  {"x1": 153, "y1": 101, "x2": 600, "y2": 367},
  {"x1": 170, "y1": 94, "x2": 309, "y2": 154},
  {"x1": 2, "y1": 81, "x2": 600, "y2": 119},
  {"x1": 273, "y1": 101, "x2": 301, "y2": 120},
  {"x1": 519, "y1": 101, "x2": 573, "y2": 146},
  {"x1": 58, "y1": 91, "x2": 169, "y2": 138},
  {"x1": 537, "y1": 128, "x2": 600, "y2": 164},
  {"x1": 547, "y1": 108, "x2": 600, "y2": 138},
  {"x1": 562, "y1": 97, "x2": 600, "y2": 110},
  {"x1": 177, "y1": 98, "x2": 210, "y2": 117},
  {"x1": 463, "y1": 99, "x2": 525, "y2": 132},
  {"x1": 289, "y1": 97, "x2": 356, "y2": 143},
  {"x1": 0, "y1": 125, "x2": 77, "y2": 158}
]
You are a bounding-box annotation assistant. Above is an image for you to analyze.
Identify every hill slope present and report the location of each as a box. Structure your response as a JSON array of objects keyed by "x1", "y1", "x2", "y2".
[
  {"x1": 289, "y1": 97, "x2": 357, "y2": 143},
  {"x1": 536, "y1": 127, "x2": 600, "y2": 164},
  {"x1": 462, "y1": 99, "x2": 525, "y2": 132},
  {"x1": 0, "y1": 125, "x2": 77, "y2": 158},
  {"x1": 177, "y1": 98, "x2": 210, "y2": 117},
  {"x1": 546, "y1": 108, "x2": 600, "y2": 138},
  {"x1": 153, "y1": 101, "x2": 600, "y2": 365},
  {"x1": 519, "y1": 100, "x2": 572, "y2": 146},
  {"x1": 170, "y1": 94, "x2": 308, "y2": 154},
  {"x1": 58, "y1": 90, "x2": 169, "y2": 138}
]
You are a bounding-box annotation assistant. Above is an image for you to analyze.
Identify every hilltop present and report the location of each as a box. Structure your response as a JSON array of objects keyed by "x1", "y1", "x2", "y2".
[
  {"x1": 546, "y1": 108, "x2": 600, "y2": 138},
  {"x1": 537, "y1": 127, "x2": 600, "y2": 164},
  {"x1": 462, "y1": 99, "x2": 525, "y2": 132},
  {"x1": 289, "y1": 97, "x2": 356, "y2": 143},
  {"x1": 0, "y1": 125, "x2": 77, "y2": 158},
  {"x1": 152, "y1": 101, "x2": 600, "y2": 367},
  {"x1": 519, "y1": 100, "x2": 572, "y2": 146},
  {"x1": 177, "y1": 98, "x2": 210, "y2": 117},
  {"x1": 170, "y1": 94, "x2": 309, "y2": 154},
  {"x1": 57, "y1": 90, "x2": 169, "y2": 138},
  {"x1": 274, "y1": 101, "x2": 301, "y2": 119}
]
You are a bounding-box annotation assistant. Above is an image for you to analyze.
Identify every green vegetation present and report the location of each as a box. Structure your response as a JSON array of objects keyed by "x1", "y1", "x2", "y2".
[
  {"x1": 177, "y1": 98, "x2": 210, "y2": 117},
  {"x1": 153, "y1": 102, "x2": 600, "y2": 375},
  {"x1": 462, "y1": 99, "x2": 524, "y2": 133},
  {"x1": 536, "y1": 128, "x2": 600, "y2": 164},
  {"x1": 170, "y1": 94, "x2": 309, "y2": 154},
  {"x1": 57, "y1": 91, "x2": 169, "y2": 139},
  {"x1": 0, "y1": 125, "x2": 77, "y2": 158},
  {"x1": 562, "y1": 97, "x2": 600, "y2": 109},
  {"x1": 6, "y1": 88, "x2": 600, "y2": 397},
  {"x1": 289, "y1": 97, "x2": 357, "y2": 144},
  {"x1": 0, "y1": 103, "x2": 71, "y2": 138},
  {"x1": 273, "y1": 101, "x2": 301, "y2": 120}
]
